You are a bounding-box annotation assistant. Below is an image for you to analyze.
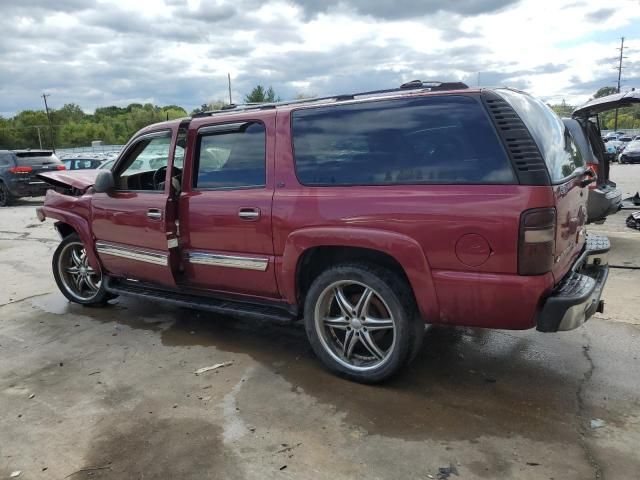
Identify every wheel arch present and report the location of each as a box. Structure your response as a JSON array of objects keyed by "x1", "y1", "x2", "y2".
[
  {"x1": 42, "y1": 205, "x2": 101, "y2": 272},
  {"x1": 278, "y1": 227, "x2": 439, "y2": 322}
]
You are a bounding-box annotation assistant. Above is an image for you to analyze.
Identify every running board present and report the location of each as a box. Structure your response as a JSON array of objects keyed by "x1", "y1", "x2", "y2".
[{"x1": 104, "y1": 277, "x2": 297, "y2": 324}]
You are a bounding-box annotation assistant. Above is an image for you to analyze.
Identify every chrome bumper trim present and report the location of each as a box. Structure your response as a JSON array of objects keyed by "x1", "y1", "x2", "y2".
[
  {"x1": 188, "y1": 252, "x2": 268, "y2": 271},
  {"x1": 96, "y1": 241, "x2": 168, "y2": 266}
]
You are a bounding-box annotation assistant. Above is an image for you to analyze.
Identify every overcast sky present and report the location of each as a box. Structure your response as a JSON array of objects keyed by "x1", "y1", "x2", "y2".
[{"x1": 0, "y1": 0, "x2": 638, "y2": 116}]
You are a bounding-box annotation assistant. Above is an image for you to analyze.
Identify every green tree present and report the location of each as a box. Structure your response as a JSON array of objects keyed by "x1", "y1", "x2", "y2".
[
  {"x1": 594, "y1": 86, "x2": 617, "y2": 98},
  {"x1": 244, "y1": 85, "x2": 279, "y2": 103},
  {"x1": 190, "y1": 101, "x2": 228, "y2": 115}
]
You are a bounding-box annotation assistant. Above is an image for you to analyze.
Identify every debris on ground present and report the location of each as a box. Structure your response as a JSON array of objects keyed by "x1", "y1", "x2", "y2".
[
  {"x1": 436, "y1": 463, "x2": 459, "y2": 479},
  {"x1": 590, "y1": 418, "x2": 606, "y2": 429},
  {"x1": 526, "y1": 462, "x2": 540, "y2": 466},
  {"x1": 625, "y1": 211, "x2": 640, "y2": 230},
  {"x1": 279, "y1": 465, "x2": 287, "y2": 471},
  {"x1": 10, "y1": 471, "x2": 21, "y2": 478},
  {"x1": 28, "y1": 393, "x2": 35, "y2": 399},
  {"x1": 194, "y1": 361, "x2": 233, "y2": 375}
]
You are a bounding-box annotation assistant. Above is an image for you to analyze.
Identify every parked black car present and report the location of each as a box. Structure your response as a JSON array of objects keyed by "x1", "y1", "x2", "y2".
[
  {"x1": 620, "y1": 140, "x2": 640, "y2": 164},
  {"x1": 0, "y1": 150, "x2": 64, "y2": 206}
]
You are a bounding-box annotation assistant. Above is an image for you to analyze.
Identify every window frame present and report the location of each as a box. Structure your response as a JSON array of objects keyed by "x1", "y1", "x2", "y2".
[
  {"x1": 193, "y1": 120, "x2": 267, "y2": 191},
  {"x1": 111, "y1": 129, "x2": 173, "y2": 194},
  {"x1": 289, "y1": 94, "x2": 517, "y2": 188}
]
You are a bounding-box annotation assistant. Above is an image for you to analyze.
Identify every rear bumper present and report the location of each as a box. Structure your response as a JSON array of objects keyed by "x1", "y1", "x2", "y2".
[
  {"x1": 536, "y1": 234, "x2": 610, "y2": 332},
  {"x1": 6, "y1": 178, "x2": 49, "y2": 197}
]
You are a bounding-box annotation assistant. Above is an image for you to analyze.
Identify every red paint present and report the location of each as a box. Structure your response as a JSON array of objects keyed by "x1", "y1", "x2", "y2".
[{"x1": 38, "y1": 88, "x2": 590, "y2": 331}]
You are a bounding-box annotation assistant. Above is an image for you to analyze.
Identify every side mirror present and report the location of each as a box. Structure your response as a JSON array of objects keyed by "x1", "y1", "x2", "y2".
[{"x1": 94, "y1": 170, "x2": 115, "y2": 193}]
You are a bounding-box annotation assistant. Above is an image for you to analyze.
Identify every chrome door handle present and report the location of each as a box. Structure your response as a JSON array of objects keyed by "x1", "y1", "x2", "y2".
[
  {"x1": 238, "y1": 208, "x2": 260, "y2": 220},
  {"x1": 147, "y1": 208, "x2": 162, "y2": 220}
]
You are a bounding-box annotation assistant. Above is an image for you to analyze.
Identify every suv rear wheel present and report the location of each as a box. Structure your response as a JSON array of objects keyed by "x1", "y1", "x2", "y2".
[
  {"x1": 304, "y1": 263, "x2": 422, "y2": 383},
  {"x1": 0, "y1": 182, "x2": 13, "y2": 207},
  {"x1": 52, "y1": 233, "x2": 112, "y2": 305}
]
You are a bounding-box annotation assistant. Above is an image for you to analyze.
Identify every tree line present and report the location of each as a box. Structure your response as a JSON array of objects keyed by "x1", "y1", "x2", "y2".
[
  {"x1": 1, "y1": 84, "x2": 637, "y2": 150},
  {"x1": 0, "y1": 85, "x2": 288, "y2": 150}
]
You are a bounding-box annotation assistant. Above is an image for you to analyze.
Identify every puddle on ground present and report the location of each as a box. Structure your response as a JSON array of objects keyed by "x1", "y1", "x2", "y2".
[{"x1": 24, "y1": 291, "x2": 598, "y2": 442}]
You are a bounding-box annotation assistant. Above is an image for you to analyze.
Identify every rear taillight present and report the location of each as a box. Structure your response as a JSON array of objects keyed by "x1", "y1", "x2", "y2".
[
  {"x1": 519, "y1": 208, "x2": 556, "y2": 275},
  {"x1": 586, "y1": 163, "x2": 598, "y2": 190},
  {"x1": 56, "y1": 165, "x2": 66, "y2": 170},
  {"x1": 9, "y1": 166, "x2": 33, "y2": 174}
]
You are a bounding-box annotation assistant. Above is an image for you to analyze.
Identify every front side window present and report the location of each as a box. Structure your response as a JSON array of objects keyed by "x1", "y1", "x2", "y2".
[
  {"x1": 496, "y1": 89, "x2": 585, "y2": 183},
  {"x1": 193, "y1": 122, "x2": 265, "y2": 189},
  {"x1": 292, "y1": 95, "x2": 515, "y2": 186},
  {"x1": 115, "y1": 132, "x2": 171, "y2": 191}
]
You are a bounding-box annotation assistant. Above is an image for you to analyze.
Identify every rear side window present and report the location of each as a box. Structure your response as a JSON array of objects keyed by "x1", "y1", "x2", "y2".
[
  {"x1": 292, "y1": 96, "x2": 515, "y2": 186},
  {"x1": 15, "y1": 151, "x2": 60, "y2": 166},
  {"x1": 496, "y1": 89, "x2": 584, "y2": 183},
  {"x1": 193, "y1": 122, "x2": 265, "y2": 189}
]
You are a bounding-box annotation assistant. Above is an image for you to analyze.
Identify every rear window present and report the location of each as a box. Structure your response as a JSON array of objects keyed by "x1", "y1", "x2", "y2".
[
  {"x1": 292, "y1": 95, "x2": 515, "y2": 186},
  {"x1": 495, "y1": 89, "x2": 584, "y2": 183},
  {"x1": 15, "y1": 151, "x2": 61, "y2": 166}
]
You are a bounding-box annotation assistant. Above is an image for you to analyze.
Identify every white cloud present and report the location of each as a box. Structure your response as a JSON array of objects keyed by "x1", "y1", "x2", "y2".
[{"x1": 0, "y1": 0, "x2": 638, "y2": 117}]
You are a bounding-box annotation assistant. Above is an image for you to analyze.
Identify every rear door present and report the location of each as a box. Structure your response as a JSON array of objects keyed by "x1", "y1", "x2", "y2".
[
  {"x1": 91, "y1": 129, "x2": 181, "y2": 287},
  {"x1": 178, "y1": 113, "x2": 279, "y2": 299}
]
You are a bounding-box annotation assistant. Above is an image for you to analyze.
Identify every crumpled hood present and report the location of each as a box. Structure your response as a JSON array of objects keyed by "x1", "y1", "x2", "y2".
[{"x1": 37, "y1": 169, "x2": 100, "y2": 192}]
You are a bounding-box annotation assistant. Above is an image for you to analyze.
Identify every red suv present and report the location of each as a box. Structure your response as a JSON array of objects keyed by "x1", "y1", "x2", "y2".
[{"x1": 37, "y1": 81, "x2": 610, "y2": 383}]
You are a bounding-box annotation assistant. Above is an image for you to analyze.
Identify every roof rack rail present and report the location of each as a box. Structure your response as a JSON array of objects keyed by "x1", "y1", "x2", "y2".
[{"x1": 191, "y1": 80, "x2": 469, "y2": 118}]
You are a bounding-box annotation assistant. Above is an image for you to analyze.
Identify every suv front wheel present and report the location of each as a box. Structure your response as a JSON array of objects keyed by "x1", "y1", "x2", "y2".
[
  {"x1": 52, "y1": 233, "x2": 112, "y2": 305},
  {"x1": 304, "y1": 263, "x2": 422, "y2": 383}
]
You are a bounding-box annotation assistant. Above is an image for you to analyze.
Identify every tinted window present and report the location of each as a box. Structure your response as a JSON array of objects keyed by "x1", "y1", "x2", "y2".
[
  {"x1": 0, "y1": 153, "x2": 12, "y2": 166},
  {"x1": 194, "y1": 122, "x2": 265, "y2": 189},
  {"x1": 292, "y1": 96, "x2": 515, "y2": 186},
  {"x1": 496, "y1": 89, "x2": 584, "y2": 183}
]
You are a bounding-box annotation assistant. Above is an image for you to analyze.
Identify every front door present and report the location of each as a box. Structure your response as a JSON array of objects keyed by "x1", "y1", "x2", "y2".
[
  {"x1": 91, "y1": 129, "x2": 180, "y2": 287},
  {"x1": 179, "y1": 114, "x2": 279, "y2": 299}
]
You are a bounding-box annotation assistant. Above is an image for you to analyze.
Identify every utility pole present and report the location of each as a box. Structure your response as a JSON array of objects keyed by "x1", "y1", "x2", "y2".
[
  {"x1": 228, "y1": 73, "x2": 233, "y2": 104},
  {"x1": 41, "y1": 93, "x2": 56, "y2": 152},
  {"x1": 614, "y1": 36, "x2": 626, "y2": 132},
  {"x1": 35, "y1": 126, "x2": 43, "y2": 149}
]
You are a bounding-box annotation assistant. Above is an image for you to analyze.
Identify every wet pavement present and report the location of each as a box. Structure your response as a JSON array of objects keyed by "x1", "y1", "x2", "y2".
[{"x1": 1, "y1": 179, "x2": 639, "y2": 479}]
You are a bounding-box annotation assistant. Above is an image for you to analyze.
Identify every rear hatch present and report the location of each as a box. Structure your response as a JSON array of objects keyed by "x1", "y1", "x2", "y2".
[
  {"x1": 495, "y1": 89, "x2": 589, "y2": 281},
  {"x1": 13, "y1": 151, "x2": 64, "y2": 179}
]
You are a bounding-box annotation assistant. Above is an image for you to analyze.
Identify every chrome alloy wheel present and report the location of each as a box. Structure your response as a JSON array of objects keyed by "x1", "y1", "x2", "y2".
[
  {"x1": 314, "y1": 280, "x2": 397, "y2": 371},
  {"x1": 57, "y1": 241, "x2": 101, "y2": 301}
]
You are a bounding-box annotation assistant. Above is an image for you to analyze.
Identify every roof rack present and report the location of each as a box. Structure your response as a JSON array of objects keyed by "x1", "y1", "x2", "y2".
[{"x1": 192, "y1": 80, "x2": 469, "y2": 118}]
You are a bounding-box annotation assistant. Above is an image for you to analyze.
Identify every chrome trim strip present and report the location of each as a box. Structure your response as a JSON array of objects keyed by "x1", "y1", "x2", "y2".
[
  {"x1": 96, "y1": 241, "x2": 168, "y2": 266},
  {"x1": 188, "y1": 252, "x2": 268, "y2": 271}
]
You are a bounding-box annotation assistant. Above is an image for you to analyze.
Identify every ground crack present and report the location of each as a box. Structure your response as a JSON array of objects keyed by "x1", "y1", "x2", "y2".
[
  {"x1": 576, "y1": 331, "x2": 604, "y2": 479},
  {"x1": 0, "y1": 291, "x2": 53, "y2": 308}
]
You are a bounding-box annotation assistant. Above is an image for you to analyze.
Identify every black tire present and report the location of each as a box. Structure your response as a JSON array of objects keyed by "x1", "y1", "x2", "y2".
[
  {"x1": 0, "y1": 182, "x2": 13, "y2": 207},
  {"x1": 52, "y1": 233, "x2": 113, "y2": 305},
  {"x1": 303, "y1": 263, "x2": 422, "y2": 383}
]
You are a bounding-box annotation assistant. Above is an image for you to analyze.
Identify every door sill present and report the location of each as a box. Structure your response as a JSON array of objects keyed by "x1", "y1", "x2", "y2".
[{"x1": 104, "y1": 276, "x2": 298, "y2": 324}]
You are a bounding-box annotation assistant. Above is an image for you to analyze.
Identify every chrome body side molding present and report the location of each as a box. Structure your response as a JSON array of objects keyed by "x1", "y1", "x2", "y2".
[
  {"x1": 95, "y1": 241, "x2": 168, "y2": 266},
  {"x1": 188, "y1": 252, "x2": 268, "y2": 271}
]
